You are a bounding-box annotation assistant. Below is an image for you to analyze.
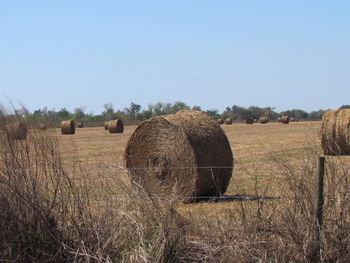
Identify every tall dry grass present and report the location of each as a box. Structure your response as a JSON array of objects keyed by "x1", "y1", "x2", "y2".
[
  {"x1": 0, "y1": 108, "x2": 189, "y2": 262},
  {"x1": 0, "y1": 107, "x2": 350, "y2": 262}
]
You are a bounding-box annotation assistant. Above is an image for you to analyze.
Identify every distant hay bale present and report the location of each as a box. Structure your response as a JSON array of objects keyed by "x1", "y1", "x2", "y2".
[
  {"x1": 60, "y1": 120, "x2": 75, "y2": 135},
  {"x1": 39, "y1": 123, "x2": 47, "y2": 130},
  {"x1": 225, "y1": 118, "x2": 233, "y2": 125},
  {"x1": 290, "y1": 117, "x2": 296, "y2": 122},
  {"x1": 217, "y1": 118, "x2": 224, "y2": 124},
  {"x1": 321, "y1": 109, "x2": 350, "y2": 155},
  {"x1": 104, "y1": 121, "x2": 109, "y2": 130},
  {"x1": 108, "y1": 119, "x2": 124, "y2": 133},
  {"x1": 259, "y1": 117, "x2": 269, "y2": 124},
  {"x1": 124, "y1": 110, "x2": 233, "y2": 201},
  {"x1": 77, "y1": 122, "x2": 84, "y2": 128},
  {"x1": 280, "y1": 116, "x2": 289, "y2": 124},
  {"x1": 4, "y1": 122, "x2": 28, "y2": 140},
  {"x1": 246, "y1": 117, "x2": 254, "y2": 124},
  {"x1": 278, "y1": 117, "x2": 281, "y2": 122}
]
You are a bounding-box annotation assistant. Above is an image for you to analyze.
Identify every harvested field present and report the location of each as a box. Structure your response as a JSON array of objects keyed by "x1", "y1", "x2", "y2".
[
  {"x1": 3, "y1": 119, "x2": 350, "y2": 262},
  {"x1": 55, "y1": 121, "x2": 321, "y2": 170},
  {"x1": 54, "y1": 121, "x2": 325, "y2": 204},
  {"x1": 45, "y1": 120, "x2": 338, "y2": 230}
]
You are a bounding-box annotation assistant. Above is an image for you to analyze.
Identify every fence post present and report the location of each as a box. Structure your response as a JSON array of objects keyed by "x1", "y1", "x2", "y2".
[{"x1": 313, "y1": 156, "x2": 325, "y2": 262}]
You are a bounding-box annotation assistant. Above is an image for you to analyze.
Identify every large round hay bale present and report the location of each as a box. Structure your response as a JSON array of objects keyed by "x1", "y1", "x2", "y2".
[
  {"x1": 124, "y1": 110, "x2": 233, "y2": 201},
  {"x1": 259, "y1": 117, "x2": 269, "y2": 124},
  {"x1": 225, "y1": 118, "x2": 233, "y2": 125},
  {"x1": 246, "y1": 117, "x2": 254, "y2": 124},
  {"x1": 4, "y1": 122, "x2": 27, "y2": 140},
  {"x1": 280, "y1": 116, "x2": 289, "y2": 124},
  {"x1": 60, "y1": 120, "x2": 75, "y2": 135},
  {"x1": 321, "y1": 109, "x2": 350, "y2": 155},
  {"x1": 108, "y1": 119, "x2": 124, "y2": 133},
  {"x1": 217, "y1": 118, "x2": 224, "y2": 125},
  {"x1": 104, "y1": 121, "x2": 109, "y2": 130}
]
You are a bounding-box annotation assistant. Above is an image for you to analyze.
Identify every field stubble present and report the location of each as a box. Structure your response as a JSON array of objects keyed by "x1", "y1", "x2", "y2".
[
  {"x1": 55, "y1": 121, "x2": 323, "y2": 216},
  {"x1": 2, "y1": 119, "x2": 350, "y2": 262}
]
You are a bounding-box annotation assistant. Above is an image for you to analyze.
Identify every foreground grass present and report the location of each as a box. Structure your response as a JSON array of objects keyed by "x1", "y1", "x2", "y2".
[{"x1": 1, "y1": 115, "x2": 350, "y2": 262}]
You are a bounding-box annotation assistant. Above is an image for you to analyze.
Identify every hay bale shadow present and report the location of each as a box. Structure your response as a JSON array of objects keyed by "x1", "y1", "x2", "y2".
[{"x1": 191, "y1": 194, "x2": 278, "y2": 203}]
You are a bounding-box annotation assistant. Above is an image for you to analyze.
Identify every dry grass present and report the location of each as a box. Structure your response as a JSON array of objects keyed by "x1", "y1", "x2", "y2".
[{"x1": 1, "y1": 109, "x2": 350, "y2": 262}]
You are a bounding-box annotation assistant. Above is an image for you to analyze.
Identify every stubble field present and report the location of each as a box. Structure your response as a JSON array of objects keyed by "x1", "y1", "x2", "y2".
[
  {"x1": 3, "y1": 119, "x2": 350, "y2": 262},
  {"x1": 55, "y1": 121, "x2": 323, "y2": 217}
]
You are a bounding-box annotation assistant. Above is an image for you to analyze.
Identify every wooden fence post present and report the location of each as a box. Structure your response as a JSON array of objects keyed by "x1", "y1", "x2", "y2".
[{"x1": 313, "y1": 156, "x2": 325, "y2": 262}]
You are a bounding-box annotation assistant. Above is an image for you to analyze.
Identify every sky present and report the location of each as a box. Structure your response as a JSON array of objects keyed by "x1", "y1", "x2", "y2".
[{"x1": 0, "y1": 0, "x2": 349, "y2": 114}]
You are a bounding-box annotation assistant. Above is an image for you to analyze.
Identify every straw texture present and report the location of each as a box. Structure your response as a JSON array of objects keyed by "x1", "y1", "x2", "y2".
[
  {"x1": 225, "y1": 118, "x2": 233, "y2": 125},
  {"x1": 321, "y1": 109, "x2": 350, "y2": 155},
  {"x1": 60, "y1": 120, "x2": 75, "y2": 135},
  {"x1": 259, "y1": 117, "x2": 269, "y2": 124},
  {"x1": 124, "y1": 110, "x2": 233, "y2": 201},
  {"x1": 280, "y1": 116, "x2": 289, "y2": 124},
  {"x1": 108, "y1": 120, "x2": 124, "y2": 133}
]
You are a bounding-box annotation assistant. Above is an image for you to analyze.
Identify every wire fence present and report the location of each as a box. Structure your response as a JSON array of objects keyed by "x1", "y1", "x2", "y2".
[
  {"x1": 1, "y1": 156, "x2": 350, "y2": 203},
  {"x1": 0, "y1": 168, "x2": 317, "y2": 202}
]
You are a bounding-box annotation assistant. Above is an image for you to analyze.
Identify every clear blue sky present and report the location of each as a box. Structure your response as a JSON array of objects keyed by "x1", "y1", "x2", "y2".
[{"x1": 1, "y1": 0, "x2": 349, "y2": 114}]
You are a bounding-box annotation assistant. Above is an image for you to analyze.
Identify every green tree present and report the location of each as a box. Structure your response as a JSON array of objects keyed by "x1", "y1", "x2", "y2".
[
  {"x1": 102, "y1": 103, "x2": 114, "y2": 120},
  {"x1": 138, "y1": 110, "x2": 153, "y2": 121},
  {"x1": 72, "y1": 107, "x2": 86, "y2": 121},
  {"x1": 127, "y1": 102, "x2": 141, "y2": 116},
  {"x1": 205, "y1": 109, "x2": 220, "y2": 118},
  {"x1": 192, "y1": 105, "x2": 202, "y2": 111},
  {"x1": 150, "y1": 102, "x2": 166, "y2": 116},
  {"x1": 57, "y1": 108, "x2": 71, "y2": 119},
  {"x1": 170, "y1": 101, "x2": 190, "y2": 113},
  {"x1": 308, "y1": 109, "x2": 328, "y2": 120}
]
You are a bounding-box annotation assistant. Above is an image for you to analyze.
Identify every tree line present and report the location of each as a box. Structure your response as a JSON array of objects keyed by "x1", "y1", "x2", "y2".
[{"x1": 18, "y1": 102, "x2": 350, "y2": 125}]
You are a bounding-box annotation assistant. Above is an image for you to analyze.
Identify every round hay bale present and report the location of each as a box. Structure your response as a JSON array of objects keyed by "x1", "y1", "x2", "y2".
[
  {"x1": 4, "y1": 122, "x2": 27, "y2": 140},
  {"x1": 246, "y1": 117, "x2": 254, "y2": 124},
  {"x1": 290, "y1": 117, "x2": 296, "y2": 122},
  {"x1": 321, "y1": 109, "x2": 350, "y2": 155},
  {"x1": 217, "y1": 118, "x2": 224, "y2": 125},
  {"x1": 104, "y1": 121, "x2": 109, "y2": 130},
  {"x1": 280, "y1": 116, "x2": 289, "y2": 124},
  {"x1": 259, "y1": 117, "x2": 269, "y2": 124},
  {"x1": 39, "y1": 123, "x2": 47, "y2": 130},
  {"x1": 278, "y1": 117, "x2": 282, "y2": 122},
  {"x1": 108, "y1": 119, "x2": 124, "y2": 133},
  {"x1": 60, "y1": 120, "x2": 75, "y2": 135},
  {"x1": 225, "y1": 118, "x2": 233, "y2": 125},
  {"x1": 124, "y1": 110, "x2": 233, "y2": 201},
  {"x1": 77, "y1": 122, "x2": 84, "y2": 128}
]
